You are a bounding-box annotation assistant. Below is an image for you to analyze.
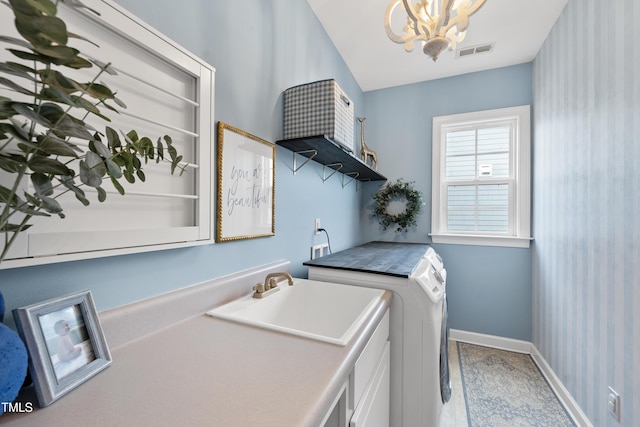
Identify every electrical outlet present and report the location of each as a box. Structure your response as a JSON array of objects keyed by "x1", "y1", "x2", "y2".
[
  {"x1": 310, "y1": 243, "x2": 329, "y2": 259},
  {"x1": 608, "y1": 386, "x2": 621, "y2": 422},
  {"x1": 314, "y1": 218, "x2": 320, "y2": 235}
]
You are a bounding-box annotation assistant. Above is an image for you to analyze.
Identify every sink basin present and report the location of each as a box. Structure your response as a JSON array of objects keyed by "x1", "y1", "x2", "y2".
[{"x1": 206, "y1": 278, "x2": 385, "y2": 346}]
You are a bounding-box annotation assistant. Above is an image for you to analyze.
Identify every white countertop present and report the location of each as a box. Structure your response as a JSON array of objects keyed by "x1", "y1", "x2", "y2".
[{"x1": 1, "y1": 289, "x2": 391, "y2": 427}]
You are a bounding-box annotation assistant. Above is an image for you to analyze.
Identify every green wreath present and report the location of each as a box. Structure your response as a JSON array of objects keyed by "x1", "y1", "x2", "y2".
[{"x1": 372, "y1": 179, "x2": 424, "y2": 233}]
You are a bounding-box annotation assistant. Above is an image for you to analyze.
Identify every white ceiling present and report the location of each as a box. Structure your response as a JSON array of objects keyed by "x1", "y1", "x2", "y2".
[{"x1": 307, "y1": 0, "x2": 568, "y2": 92}]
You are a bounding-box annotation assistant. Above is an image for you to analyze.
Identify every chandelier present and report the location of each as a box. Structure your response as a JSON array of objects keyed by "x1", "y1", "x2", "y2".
[{"x1": 384, "y1": 0, "x2": 487, "y2": 62}]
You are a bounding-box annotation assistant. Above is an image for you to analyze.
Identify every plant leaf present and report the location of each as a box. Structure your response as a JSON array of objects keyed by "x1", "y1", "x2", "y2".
[
  {"x1": 15, "y1": 15, "x2": 68, "y2": 47},
  {"x1": 31, "y1": 172, "x2": 53, "y2": 196},
  {"x1": 40, "y1": 86, "x2": 76, "y2": 105},
  {"x1": 80, "y1": 82, "x2": 114, "y2": 100},
  {"x1": 79, "y1": 158, "x2": 102, "y2": 188},
  {"x1": 39, "y1": 195, "x2": 63, "y2": 214},
  {"x1": 36, "y1": 134, "x2": 80, "y2": 157},
  {"x1": 84, "y1": 150, "x2": 106, "y2": 175},
  {"x1": 126, "y1": 130, "x2": 139, "y2": 143},
  {"x1": 0, "y1": 97, "x2": 18, "y2": 119},
  {"x1": 113, "y1": 96, "x2": 126, "y2": 108},
  {"x1": 61, "y1": 55, "x2": 92, "y2": 69},
  {"x1": 7, "y1": 0, "x2": 39, "y2": 16},
  {"x1": 67, "y1": 31, "x2": 99, "y2": 48},
  {"x1": 1, "y1": 223, "x2": 33, "y2": 233},
  {"x1": 39, "y1": 70, "x2": 82, "y2": 94},
  {"x1": 156, "y1": 137, "x2": 164, "y2": 160},
  {"x1": 24, "y1": 0, "x2": 57, "y2": 15},
  {"x1": 0, "y1": 35, "x2": 32, "y2": 49},
  {"x1": 171, "y1": 155, "x2": 183, "y2": 174},
  {"x1": 0, "y1": 76, "x2": 38, "y2": 97},
  {"x1": 0, "y1": 185, "x2": 21, "y2": 204},
  {"x1": 110, "y1": 175, "x2": 125, "y2": 195},
  {"x1": 12, "y1": 102, "x2": 51, "y2": 128},
  {"x1": 5, "y1": 118, "x2": 30, "y2": 142},
  {"x1": 28, "y1": 155, "x2": 72, "y2": 175},
  {"x1": 101, "y1": 102, "x2": 119, "y2": 113},
  {"x1": 0, "y1": 154, "x2": 27, "y2": 173},
  {"x1": 32, "y1": 45, "x2": 79, "y2": 61},
  {"x1": 96, "y1": 186, "x2": 107, "y2": 202},
  {"x1": 89, "y1": 139, "x2": 112, "y2": 158},
  {"x1": 71, "y1": 96, "x2": 103, "y2": 116},
  {"x1": 105, "y1": 126, "x2": 121, "y2": 150},
  {"x1": 12, "y1": 102, "x2": 52, "y2": 127},
  {"x1": 123, "y1": 169, "x2": 134, "y2": 183},
  {"x1": 105, "y1": 158, "x2": 122, "y2": 178},
  {"x1": 89, "y1": 59, "x2": 117, "y2": 75},
  {"x1": 7, "y1": 48, "x2": 52, "y2": 64},
  {"x1": 55, "y1": 116, "x2": 95, "y2": 140},
  {"x1": 0, "y1": 62, "x2": 35, "y2": 80},
  {"x1": 59, "y1": 175, "x2": 89, "y2": 206}
]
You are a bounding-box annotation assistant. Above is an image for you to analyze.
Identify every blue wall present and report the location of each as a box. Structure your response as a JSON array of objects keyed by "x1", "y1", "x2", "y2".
[
  {"x1": 359, "y1": 64, "x2": 534, "y2": 340},
  {"x1": 0, "y1": 0, "x2": 367, "y2": 326},
  {"x1": 533, "y1": 0, "x2": 639, "y2": 425},
  {"x1": 1, "y1": 2, "x2": 538, "y2": 347}
]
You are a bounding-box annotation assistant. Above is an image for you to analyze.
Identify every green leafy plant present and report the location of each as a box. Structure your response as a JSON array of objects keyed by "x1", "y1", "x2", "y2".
[
  {"x1": 372, "y1": 179, "x2": 424, "y2": 233},
  {"x1": 0, "y1": 0, "x2": 185, "y2": 263}
]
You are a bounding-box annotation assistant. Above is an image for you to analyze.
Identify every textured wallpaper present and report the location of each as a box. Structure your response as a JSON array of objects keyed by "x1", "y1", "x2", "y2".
[{"x1": 532, "y1": 0, "x2": 639, "y2": 425}]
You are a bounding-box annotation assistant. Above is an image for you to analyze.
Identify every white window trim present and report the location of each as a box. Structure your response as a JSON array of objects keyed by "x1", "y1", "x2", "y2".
[{"x1": 430, "y1": 105, "x2": 532, "y2": 248}]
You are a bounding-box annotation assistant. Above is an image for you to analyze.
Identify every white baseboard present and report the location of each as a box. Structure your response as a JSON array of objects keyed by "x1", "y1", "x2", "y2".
[
  {"x1": 450, "y1": 329, "x2": 593, "y2": 427},
  {"x1": 530, "y1": 346, "x2": 593, "y2": 427},
  {"x1": 450, "y1": 329, "x2": 533, "y2": 353}
]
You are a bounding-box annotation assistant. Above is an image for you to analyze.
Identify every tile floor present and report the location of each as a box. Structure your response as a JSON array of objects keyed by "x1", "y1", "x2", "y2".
[{"x1": 439, "y1": 340, "x2": 468, "y2": 427}]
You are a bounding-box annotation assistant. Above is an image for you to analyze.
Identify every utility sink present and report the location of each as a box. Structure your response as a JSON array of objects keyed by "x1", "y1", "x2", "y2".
[{"x1": 206, "y1": 278, "x2": 385, "y2": 346}]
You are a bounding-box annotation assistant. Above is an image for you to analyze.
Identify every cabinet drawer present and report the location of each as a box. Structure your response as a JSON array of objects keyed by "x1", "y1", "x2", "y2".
[
  {"x1": 350, "y1": 341, "x2": 391, "y2": 427},
  {"x1": 351, "y1": 310, "x2": 389, "y2": 408}
]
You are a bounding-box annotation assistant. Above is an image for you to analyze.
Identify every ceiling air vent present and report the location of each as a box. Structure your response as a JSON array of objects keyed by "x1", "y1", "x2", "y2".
[{"x1": 456, "y1": 43, "x2": 495, "y2": 58}]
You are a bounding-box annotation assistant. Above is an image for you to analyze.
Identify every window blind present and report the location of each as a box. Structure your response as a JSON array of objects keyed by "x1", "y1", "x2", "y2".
[{"x1": 444, "y1": 124, "x2": 513, "y2": 234}]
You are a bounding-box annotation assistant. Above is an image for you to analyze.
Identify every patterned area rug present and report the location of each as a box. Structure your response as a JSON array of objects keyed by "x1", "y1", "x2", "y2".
[{"x1": 457, "y1": 342, "x2": 575, "y2": 427}]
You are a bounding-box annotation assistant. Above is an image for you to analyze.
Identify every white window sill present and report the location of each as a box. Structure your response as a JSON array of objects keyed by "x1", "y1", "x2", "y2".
[{"x1": 429, "y1": 233, "x2": 533, "y2": 248}]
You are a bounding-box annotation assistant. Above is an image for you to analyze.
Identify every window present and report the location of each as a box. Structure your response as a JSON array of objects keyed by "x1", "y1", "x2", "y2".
[{"x1": 431, "y1": 106, "x2": 531, "y2": 248}]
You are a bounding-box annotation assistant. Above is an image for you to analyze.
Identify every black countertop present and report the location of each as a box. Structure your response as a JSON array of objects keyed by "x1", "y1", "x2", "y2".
[{"x1": 303, "y1": 241, "x2": 430, "y2": 278}]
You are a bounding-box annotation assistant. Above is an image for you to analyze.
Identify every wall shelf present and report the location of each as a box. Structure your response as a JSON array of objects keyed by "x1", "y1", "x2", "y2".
[{"x1": 276, "y1": 135, "x2": 387, "y2": 182}]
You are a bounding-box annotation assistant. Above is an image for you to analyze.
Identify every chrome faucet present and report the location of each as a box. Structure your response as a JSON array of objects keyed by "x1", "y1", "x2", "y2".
[{"x1": 252, "y1": 272, "x2": 294, "y2": 298}]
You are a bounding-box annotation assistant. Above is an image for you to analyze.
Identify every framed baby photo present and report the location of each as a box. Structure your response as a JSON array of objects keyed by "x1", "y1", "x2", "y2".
[{"x1": 13, "y1": 290, "x2": 112, "y2": 407}]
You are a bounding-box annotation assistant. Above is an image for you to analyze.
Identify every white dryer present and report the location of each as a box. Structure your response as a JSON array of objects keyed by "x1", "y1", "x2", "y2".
[{"x1": 305, "y1": 241, "x2": 449, "y2": 427}]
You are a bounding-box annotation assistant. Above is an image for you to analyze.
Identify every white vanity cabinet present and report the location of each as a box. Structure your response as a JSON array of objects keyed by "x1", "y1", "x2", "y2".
[
  {"x1": 350, "y1": 341, "x2": 390, "y2": 427},
  {"x1": 324, "y1": 309, "x2": 390, "y2": 427}
]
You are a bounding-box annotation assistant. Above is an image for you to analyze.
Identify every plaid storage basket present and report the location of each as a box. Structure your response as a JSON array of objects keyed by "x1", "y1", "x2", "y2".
[{"x1": 283, "y1": 79, "x2": 355, "y2": 153}]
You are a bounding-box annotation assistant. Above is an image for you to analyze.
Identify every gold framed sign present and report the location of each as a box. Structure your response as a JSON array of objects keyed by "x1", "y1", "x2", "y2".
[{"x1": 216, "y1": 122, "x2": 275, "y2": 242}]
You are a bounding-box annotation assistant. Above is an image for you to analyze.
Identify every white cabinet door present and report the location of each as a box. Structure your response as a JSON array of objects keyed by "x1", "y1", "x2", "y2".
[{"x1": 350, "y1": 342, "x2": 390, "y2": 427}]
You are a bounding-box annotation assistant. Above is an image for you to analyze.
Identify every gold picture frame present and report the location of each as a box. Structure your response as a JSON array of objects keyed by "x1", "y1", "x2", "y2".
[{"x1": 216, "y1": 122, "x2": 275, "y2": 242}]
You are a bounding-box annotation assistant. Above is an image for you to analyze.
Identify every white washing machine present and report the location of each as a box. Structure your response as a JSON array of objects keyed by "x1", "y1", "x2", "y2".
[{"x1": 305, "y1": 242, "x2": 449, "y2": 427}]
